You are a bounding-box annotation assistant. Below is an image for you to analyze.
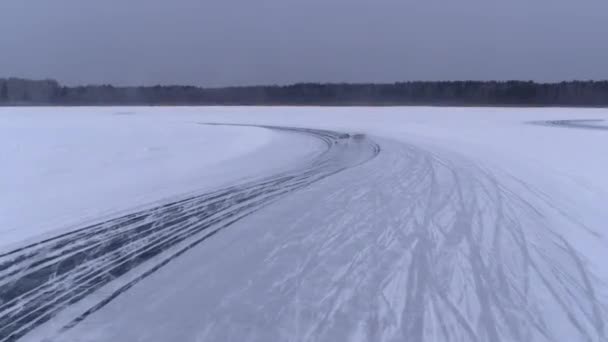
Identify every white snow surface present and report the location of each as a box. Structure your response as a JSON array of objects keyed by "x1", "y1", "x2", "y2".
[
  {"x1": 0, "y1": 109, "x2": 322, "y2": 249},
  {"x1": 2, "y1": 106, "x2": 608, "y2": 342}
]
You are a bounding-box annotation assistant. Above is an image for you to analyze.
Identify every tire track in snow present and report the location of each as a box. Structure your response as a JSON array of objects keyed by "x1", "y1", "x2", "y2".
[
  {"x1": 530, "y1": 119, "x2": 608, "y2": 131},
  {"x1": 393, "y1": 148, "x2": 606, "y2": 342},
  {"x1": 363, "y1": 143, "x2": 606, "y2": 341},
  {"x1": 0, "y1": 124, "x2": 380, "y2": 342},
  {"x1": 187, "y1": 137, "x2": 606, "y2": 342}
]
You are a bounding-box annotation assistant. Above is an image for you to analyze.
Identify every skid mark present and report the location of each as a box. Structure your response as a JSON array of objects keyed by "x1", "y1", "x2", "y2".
[
  {"x1": 0, "y1": 125, "x2": 379, "y2": 342},
  {"x1": 530, "y1": 119, "x2": 608, "y2": 131},
  {"x1": 198, "y1": 138, "x2": 607, "y2": 342}
]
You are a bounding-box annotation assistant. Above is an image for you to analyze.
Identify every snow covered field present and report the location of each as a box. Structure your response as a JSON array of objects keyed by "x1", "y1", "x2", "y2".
[
  {"x1": 0, "y1": 110, "x2": 322, "y2": 248},
  {"x1": 1, "y1": 106, "x2": 608, "y2": 342}
]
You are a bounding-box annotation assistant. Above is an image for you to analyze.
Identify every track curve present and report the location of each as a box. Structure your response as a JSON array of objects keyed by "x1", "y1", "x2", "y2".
[
  {"x1": 0, "y1": 124, "x2": 380, "y2": 342},
  {"x1": 530, "y1": 119, "x2": 608, "y2": 130}
]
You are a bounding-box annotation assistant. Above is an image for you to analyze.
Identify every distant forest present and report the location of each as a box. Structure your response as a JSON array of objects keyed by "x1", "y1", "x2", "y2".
[{"x1": 1, "y1": 77, "x2": 608, "y2": 106}]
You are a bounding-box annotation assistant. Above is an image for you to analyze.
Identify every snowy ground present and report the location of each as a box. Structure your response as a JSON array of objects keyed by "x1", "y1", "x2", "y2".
[
  {"x1": 0, "y1": 110, "x2": 322, "y2": 249},
  {"x1": 1, "y1": 106, "x2": 608, "y2": 342}
]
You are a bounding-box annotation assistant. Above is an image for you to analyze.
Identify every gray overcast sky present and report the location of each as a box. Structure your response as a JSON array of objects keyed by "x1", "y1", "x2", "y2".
[{"x1": 1, "y1": 0, "x2": 607, "y2": 86}]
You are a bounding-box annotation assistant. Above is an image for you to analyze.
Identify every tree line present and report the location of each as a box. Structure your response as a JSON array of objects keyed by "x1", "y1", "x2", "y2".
[{"x1": 1, "y1": 77, "x2": 608, "y2": 106}]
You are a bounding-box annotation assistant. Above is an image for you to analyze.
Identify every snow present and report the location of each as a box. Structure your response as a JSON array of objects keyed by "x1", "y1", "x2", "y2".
[
  {"x1": 2, "y1": 106, "x2": 608, "y2": 342},
  {"x1": 0, "y1": 108, "x2": 323, "y2": 249}
]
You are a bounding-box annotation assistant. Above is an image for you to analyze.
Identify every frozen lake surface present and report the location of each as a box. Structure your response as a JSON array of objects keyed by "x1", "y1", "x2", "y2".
[{"x1": 1, "y1": 106, "x2": 608, "y2": 342}]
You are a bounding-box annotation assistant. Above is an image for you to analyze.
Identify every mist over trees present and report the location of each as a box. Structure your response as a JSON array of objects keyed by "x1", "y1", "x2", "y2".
[{"x1": 1, "y1": 78, "x2": 607, "y2": 106}]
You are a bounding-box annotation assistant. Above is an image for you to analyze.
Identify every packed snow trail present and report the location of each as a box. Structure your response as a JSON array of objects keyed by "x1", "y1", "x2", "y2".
[
  {"x1": 0, "y1": 125, "x2": 379, "y2": 342},
  {"x1": 531, "y1": 118, "x2": 608, "y2": 130},
  {"x1": 2, "y1": 122, "x2": 606, "y2": 342},
  {"x1": 41, "y1": 136, "x2": 607, "y2": 342}
]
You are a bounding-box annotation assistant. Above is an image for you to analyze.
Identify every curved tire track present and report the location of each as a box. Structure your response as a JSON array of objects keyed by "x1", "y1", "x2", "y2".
[
  {"x1": 530, "y1": 119, "x2": 608, "y2": 131},
  {"x1": 161, "y1": 137, "x2": 606, "y2": 342},
  {"x1": 0, "y1": 124, "x2": 380, "y2": 342}
]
